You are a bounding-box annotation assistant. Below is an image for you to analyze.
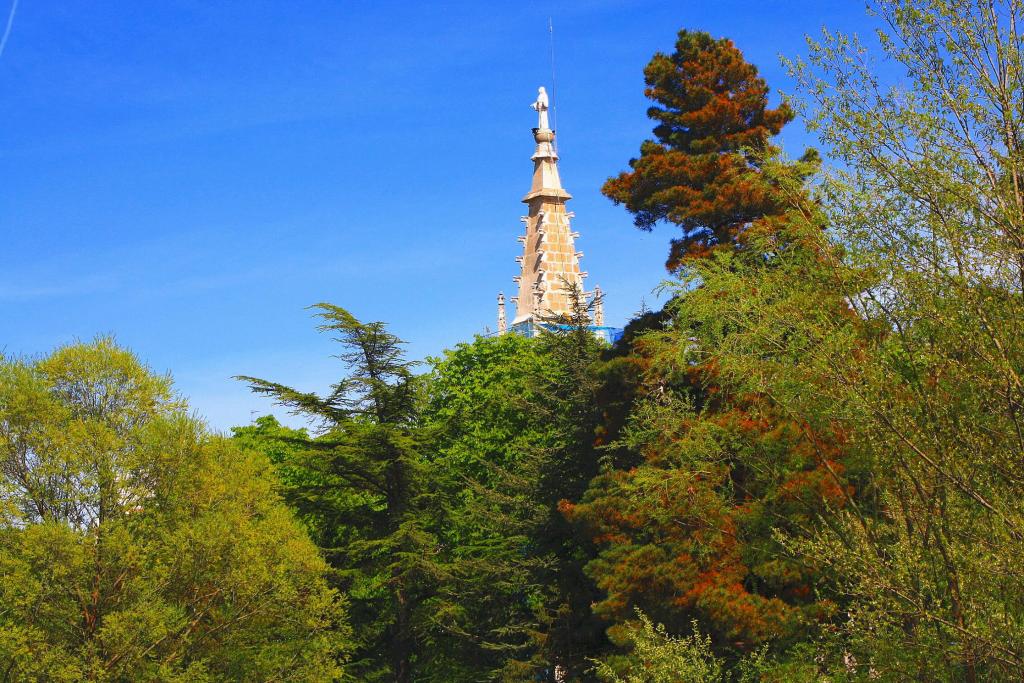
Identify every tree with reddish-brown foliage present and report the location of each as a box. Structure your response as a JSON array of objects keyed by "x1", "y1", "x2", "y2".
[
  {"x1": 565, "y1": 334, "x2": 851, "y2": 662},
  {"x1": 568, "y1": 29, "x2": 854, "y2": 674},
  {"x1": 602, "y1": 29, "x2": 817, "y2": 270}
]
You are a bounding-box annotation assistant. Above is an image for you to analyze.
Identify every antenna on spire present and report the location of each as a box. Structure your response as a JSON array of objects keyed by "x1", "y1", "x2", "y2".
[{"x1": 548, "y1": 17, "x2": 558, "y2": 151}]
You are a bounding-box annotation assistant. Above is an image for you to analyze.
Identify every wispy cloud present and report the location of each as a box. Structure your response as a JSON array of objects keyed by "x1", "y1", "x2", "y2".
[
  {"x1": 0, "y1": 273, "x2": 119, "y2": 301},
  {"x1": 0, "y1": 0, "x2": 19, "y2": 59}
]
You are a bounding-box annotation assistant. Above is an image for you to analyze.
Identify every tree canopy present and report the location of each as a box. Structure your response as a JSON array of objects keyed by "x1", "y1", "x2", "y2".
[
  {"x1": 8, "y1": 3, "x2": 1024, "y2": 681},
  {"x1": 0, "y1": 339, "x2": 349, "y2": 682}
]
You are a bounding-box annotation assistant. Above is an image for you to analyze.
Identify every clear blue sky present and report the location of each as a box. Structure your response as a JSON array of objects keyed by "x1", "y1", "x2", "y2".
[{"x1": 1, "y1": 1, "x2": 874, "y2": 431}]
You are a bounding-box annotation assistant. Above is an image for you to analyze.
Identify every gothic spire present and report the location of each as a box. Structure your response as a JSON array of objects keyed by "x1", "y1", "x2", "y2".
[{"x1": 512, "y1": 86, "x2": 585, "y2": 325}]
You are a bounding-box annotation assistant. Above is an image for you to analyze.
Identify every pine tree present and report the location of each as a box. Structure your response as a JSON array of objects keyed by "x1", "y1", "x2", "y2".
[
  {"x1": 602, "y1": 29, "x2": 816, "y2": 269},
  {"x1": 238, "y1": 304, "x2": 443, "y2": 683},
  {"x1": 570, "y1": 30, "x2": 847, "y2": 669},
  {"x1": 531, "y1": 286, "x2": 612, "y2": 680}
]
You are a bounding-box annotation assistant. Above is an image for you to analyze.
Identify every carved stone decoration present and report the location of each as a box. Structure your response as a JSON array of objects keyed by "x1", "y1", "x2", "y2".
[{"x1": 497, "y1": 292, "x2": 507, "y2": 334}]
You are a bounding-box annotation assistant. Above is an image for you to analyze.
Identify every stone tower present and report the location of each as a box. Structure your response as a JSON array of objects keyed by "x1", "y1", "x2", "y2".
[{"x1": 508, "y1": 86, "x2": 587, "y2": 328}]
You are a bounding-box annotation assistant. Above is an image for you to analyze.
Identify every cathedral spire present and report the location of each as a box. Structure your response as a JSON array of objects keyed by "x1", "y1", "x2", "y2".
[
  {"x1": 512, "y1": 86, "x2": 584, "y2": 325},
  {"x1": 494, "y1": 86, "x2": 622, "y2": 343}
]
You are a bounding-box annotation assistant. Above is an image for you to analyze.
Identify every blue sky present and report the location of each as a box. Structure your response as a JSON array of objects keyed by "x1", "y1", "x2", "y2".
[{"x1": 1, "y1": 1, "x2": 874, "y2": 431}]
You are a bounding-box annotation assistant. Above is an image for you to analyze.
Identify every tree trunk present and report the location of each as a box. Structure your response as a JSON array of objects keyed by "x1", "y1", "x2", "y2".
[{"x1": 392, "y1": 583, "x2": 412, "y2": 683}]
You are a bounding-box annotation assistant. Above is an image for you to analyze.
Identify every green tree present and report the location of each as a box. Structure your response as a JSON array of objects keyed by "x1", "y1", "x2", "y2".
[
  {"x1": 533, "y1": 287, "x2": 617, "y2": 681},
  {"x1": 421, "y1": 332, "x2": 560, "y2": 680},
  {"x1": 419, "y1": 287, "x2": 614, "y2": 681},
  {"x1": 238, "y1": 305, "x2": 444, "y2": 683},
  {"x1": 592, "y1": 611, "x2": 817, "y2": 683},
  {"x1": 594, "y1": 613, "x2": 725, "y2": 683},
  {"x1": 237, "y1": 335, "x2": 562, "y2": 682},
  {"x1": 231, "y1": 415, "x2": 327, "y2": 541},
  {"x1": 0, "y1": 338, "x2": 348, "y2": 682},
  {"x1": 233, "y1": 414, "x2": 308, "y2": 469}
]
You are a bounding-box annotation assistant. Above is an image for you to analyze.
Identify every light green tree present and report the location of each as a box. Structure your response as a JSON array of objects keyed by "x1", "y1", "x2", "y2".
[
  {"x1": 593, "y1": 613, "x2": 726, "y2": 683},
  {"x1": 592, "y1": 610, "x2": 814, "y2": 683},
  {"x1": 0, "y1": 338, "x2": 349, "y2": 682}
]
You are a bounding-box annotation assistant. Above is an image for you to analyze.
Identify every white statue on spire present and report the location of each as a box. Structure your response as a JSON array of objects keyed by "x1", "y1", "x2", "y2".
[{"x1": 531, "y1": 86, "x2": 550, "y2": 129}]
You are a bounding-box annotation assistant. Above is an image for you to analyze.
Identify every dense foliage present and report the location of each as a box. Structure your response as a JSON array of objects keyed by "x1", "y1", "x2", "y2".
[
  {"x1": 6, "y1": 2, "x2": 1024, "y2": 680},
  {"x1": 586, "y1": 1, "x2": 1024, "y2": 679},
  {"x1": 566, "y1": 29, "x2": 847, "y2": 678},
  {"x1": 0, "y1": 340, "x2": 348, "y2": 681},
  {"x1": 421, "y1": 332, "x2": 561, "y2": 679}
]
